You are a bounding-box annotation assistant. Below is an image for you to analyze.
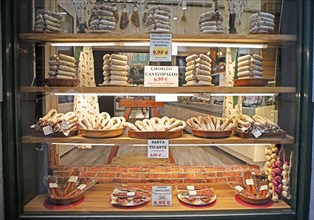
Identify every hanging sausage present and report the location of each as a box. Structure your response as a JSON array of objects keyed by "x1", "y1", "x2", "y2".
[
  {"x1": 119, "y1": 3, "x2": 129, "y2": 30},
  {"x1": 131, "y1": 2, "x2": 140, "y2": 28}
]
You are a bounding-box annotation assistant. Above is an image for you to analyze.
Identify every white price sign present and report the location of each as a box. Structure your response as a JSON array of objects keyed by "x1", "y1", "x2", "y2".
[
  {"x1": 144, "y1": 66, "x2": 179, "y2": 87},
  {"x1": 150, "y1": 34, "x2": 172, "y2": 62},
  {"x1": 152, "y1": 186, "x2": 172, "y2": 206},
  {"x1": 147, "y1": 140, "x2": 169, "y2": 158}
]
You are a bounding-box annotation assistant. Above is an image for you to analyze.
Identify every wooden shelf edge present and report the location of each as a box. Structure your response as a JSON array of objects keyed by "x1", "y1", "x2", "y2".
[
  {"x1": 21, "y1": 134, "x2": 295, "y2": 145},
  {"x1": 24, "y1": 183, "x2": 291, "y2": 213},
  {"x1": 20, "y1": 86, "x2": 296, "y2": 94},
  {"x1": 19, "y1": 33, "x2": 297, "y2": 44}
]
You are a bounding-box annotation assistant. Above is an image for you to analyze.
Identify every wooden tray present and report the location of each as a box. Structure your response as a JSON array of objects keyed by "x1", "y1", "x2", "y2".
[
  {"x1": 48, "y1": 194, "x2": 83, "y2": 205},
  {"x1": 128, "y1": 130, "x2": 182, "y2": 139},
  {"x1": 192, "y1": 129, "x2": 232, "y2": 138},
  {"x1": 98, "y1": 83, "x2": 131, "y2": 87},
  {"x1": 238, "y1": 193, "x2": 271, "y2": 205},
  {"x1": 32, "y1": 130, "x2": 78, "y2": 137},
  {"x1": 44, "y1": 78, "x2": 79, "y2": 87},
  {"x1": 182, "y1": 84, "x2": 214, "y2": 87},
  {"x1": 234, "y1": 78, "x2": 268, "y2": 87},
  {"x1": 178, "y1": 194, "x2": 216, "y2": 206},
  {"x1": 79, "y1": 127, "x2": 125, "y2": 138},
  {"x1": 234, "y1": 129, "x2": 286, "y2": 138}
]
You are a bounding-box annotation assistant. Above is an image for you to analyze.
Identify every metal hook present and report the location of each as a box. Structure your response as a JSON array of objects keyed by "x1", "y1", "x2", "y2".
[{"x1": 35, "y1": 144, "x2": 44, "y2": 151}]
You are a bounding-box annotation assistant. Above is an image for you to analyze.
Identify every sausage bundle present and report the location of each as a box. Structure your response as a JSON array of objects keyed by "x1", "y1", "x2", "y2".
[
  {"x1": 34, "y1": 9, "x2": 62, "y2": 33},
  {"x1": 78, "y1": 111, "x2": 125, "y2": 130},
  {"x1": 125, "y1": 116, "x2": 186, "y2": 132},
  {"x1": 199, "y1": 11, "x2": 224, "y2": 34},
  {"x1": 249, "y1": 12, "x2": 275, "y2": 34},
  {"x1": 236, "y1": 54, "x2": 263, "y2": 80},
  {"x1": 185, "y1": 53, "x2": 213, "y2": 86},
  {"x1": 49, "y1": 54, "x2": 77, "y2": 80},
  {"x1": 144, "y1": 5, "x2": 171, "y2": 32},
  {"x1": 31, "y1": 108, "x2": 78, "y2": 136},
  {"x1": 89, "y1": 3, "x2": 116, "y2": 32},
  {"x1": 102, "y1": 54, "x2": 130, "y2": 86}
]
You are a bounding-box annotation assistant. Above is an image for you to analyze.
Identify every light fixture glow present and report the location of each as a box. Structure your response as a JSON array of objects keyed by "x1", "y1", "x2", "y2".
[
  {"x1": 182, "y1": 0, "x2": 187, "y2": 10},
  {"x1": 133, "y1": 143, "x2": 271, "y2": 147},
  {"x1": 211, "y1": 93, "x2": 276, "y2": 97},
  {"x1": 52, "y1": 143, "x2": 115, "y2": 146},
  {"x1": 50, "y1": 42, "x2": 116, "y2": 47},
  {"x1": 173, "y1": 16, "x2": 178, "y2": 20},
  {"x1": 173, "y1": 42, "x2": 267, "y2": 49},
  {"x1": 54, "y1": 93, "x2": 194, "y2": 97},
  {"x1": 123, "y1": 42, "x2": 150, "y2": 46}
]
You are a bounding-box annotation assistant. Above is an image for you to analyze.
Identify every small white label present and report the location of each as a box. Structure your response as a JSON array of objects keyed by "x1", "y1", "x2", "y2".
[
  {"x1": 252, "y1": 129, "x2": 262, "y2": 138},
  {"x1": 68, "y1": 176, "x2": 79, "y2": 183},
  {"x1": 235, "y1": 186, "x2": 244, "y2": 192},
  {"x1": 49, "y1": 183, "x2": 58, "y2": 188},
  {"x1": 188, "y1": 190, "x2": 197, "y2": 196},
  {"x1": 62, "y1": 129, "x2": 71, "y2": 137},
  {"x1": 77, "y1": 184, "x2": 87, "y2": 190},
  {"x1": 246, "y1": 179, "x2": 254, "y2": 185},
  {"x1": 148, "y1": 140, "x2": 169, "y2": 158},
  {"x1": 187, "y1": 185, "x2": 195, "y2": 190},
  {"x1": 152, "y1": 186, "x2": 172, "y2": 206},
  {"x1": 60, "y1": 120, "x2": 70, "y2": 130},
  {"x1": 43, "y1": 126, "x2": 53, "y2": 135},
  {"x1": 259, "y1": 185, "x2": 268, "y2": 191},
  {"x1": 127, "y1": 191, "x2": 136, "y2": 196}
]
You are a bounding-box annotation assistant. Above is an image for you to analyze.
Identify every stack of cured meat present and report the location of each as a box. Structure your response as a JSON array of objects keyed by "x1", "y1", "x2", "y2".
[
  {"x1": 185, "y1": 54, "x2": 212, "y2": 86},
  {"x1": 249, "y1": 12, "x2": 275, "y2": 34},
  {"x1": 49, "y1": 54, "x2": 77, "y2": 80},
  {"x1": 237, "y1": 54, "x2": 263, "y2": 80},
  {"x1": 144, "y1": 5, "x2": 171, "y2": 32},
  {"x1": 34, "y1": 9, "x2": 62, "y2": 32},
  {"x1": 102, "y1": 54, "x2": 129, "y2": 86},
  {"x1": 89, "y1": 3, "x2": 116, "y2": 32},
  {"x1": 199, "y1": 11, "x2": 223, "y2": 33}
]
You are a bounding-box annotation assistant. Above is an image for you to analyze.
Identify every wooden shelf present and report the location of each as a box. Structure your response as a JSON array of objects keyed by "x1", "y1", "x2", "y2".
[
  {"x1": 20, "y1": 86, "x2": 296, "y2": 94},
  {"x1": 21, "y1": 134, "x2": 294, "y2": 145},
  {"x1": 24, "y1": 183, "x2": 291, "y2": 214},
  {"x1": 19, "y1": 33, "x2": 296, "y2": 46}
]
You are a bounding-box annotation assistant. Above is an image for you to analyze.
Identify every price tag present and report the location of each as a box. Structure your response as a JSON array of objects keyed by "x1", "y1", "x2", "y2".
[
  {"x1": 235, "y1": 186, "x2": 244, "y2": 192},
  {"x1": 60, "y1": 120, "x2": 70, "y2": 130},
  {"x1": 147, "y1": 140, "x2": 169, "y2": 158},
  {"x1": 252, "y1": 129, "x2": 262, "y2": 138},
  {"x1": 150, "y1": 34, "x2": 172, "y2": 62},
  {"x1": 246, "y1": 179, "x2": 254, "y2": 185},
  {"x1": 127, "y1": 191, "x2": 136, "y2": 196},
  {"x1": 49, "y1": 183, "x2": 58, "y2": 188},
  {"x1": 152, "y1": 186, "x2": 172, "y2": 206},
  {"x1": 188, "y1": 190, "x2": 197, "y2": 196},
  {"x1": 68, "y1": 176, "x2": 79, "y2": 183},
  {"x1": 43, "y1": 126, "x2": 53, "y2": 136},
  {"x1": 187, "y1": 185, "x2": 195, "y2": 190},
  {"x1": 259, "y1": 185, "x2": 268, "y2": 191},
  {"x1": 77, "y1": 184, "x2": 87, "y2": 190},
  {"x1": 144, "y1": 66, "x2": 179, "y2": 87}
]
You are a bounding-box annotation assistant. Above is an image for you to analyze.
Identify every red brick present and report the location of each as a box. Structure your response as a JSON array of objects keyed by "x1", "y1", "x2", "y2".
[
  {"x1": 203, "y1": 177, "x2": 228, "y2": 184},
  {"x1": 138, "y1": 173, "x2": 150, "y2": 178},
  {"x1": 228, "y1": 177, "x2": 243, "y2": 182},
  {"x1": 149, "y1": 173, "x2": 172, "y2": 178},
  {"x1": 161, "y1": 179, "x2": 184, "y2": 183},
  {"x1": 127, "y1": 179, "x2": 147, "y2": 183},
  {"x1": 106, "y1": 167, "x2": 128, "y2": 172},
  {"x1": 160, "y1": 166, "x2": 184, "y2": 172},
  {"x1": 194, "y1": 172, "x2": 216, "y2": 178},
  {"x1": 98, "y1": 177, "x2": 127, "y2": 183},
  {"x1": 217, "y1": 171, "x2": 242, "y2": 177},
  {"x1": 172, "y1": 173, "x2": 195, "y2": 178},
  {"x1": 79, "y1": 171, "x2": 97, "y2": 177},
  {"x1": 128, "y1": 167, "x2": 151, "y2": 172},
  {"x1": 183, "y1": 167, "x2": 197, "y2": 173},
  {"x1": 120, "y1": 173, "x2": 139, "y2": 178},
  {"x1": 204, "y1": 166, "x2": 227, "y2": 172},
  {"x1": 97, "y1": 172, "x2": 116, "y2": 177},
  {"x1": 183, "y1": 179, "x2": 204, "y2": 183},
  {"x1": 86, "y1": 166, "x2": 106, "y2": 171},
  {"x1": 148, "y1": 167, "x2": 162, "y2": 172}
]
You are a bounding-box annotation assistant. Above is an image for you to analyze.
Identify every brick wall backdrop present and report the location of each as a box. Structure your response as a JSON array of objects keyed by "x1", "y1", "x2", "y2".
[{"x1": 53, "y1": 164, "x2": 261, "y2": 184}]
